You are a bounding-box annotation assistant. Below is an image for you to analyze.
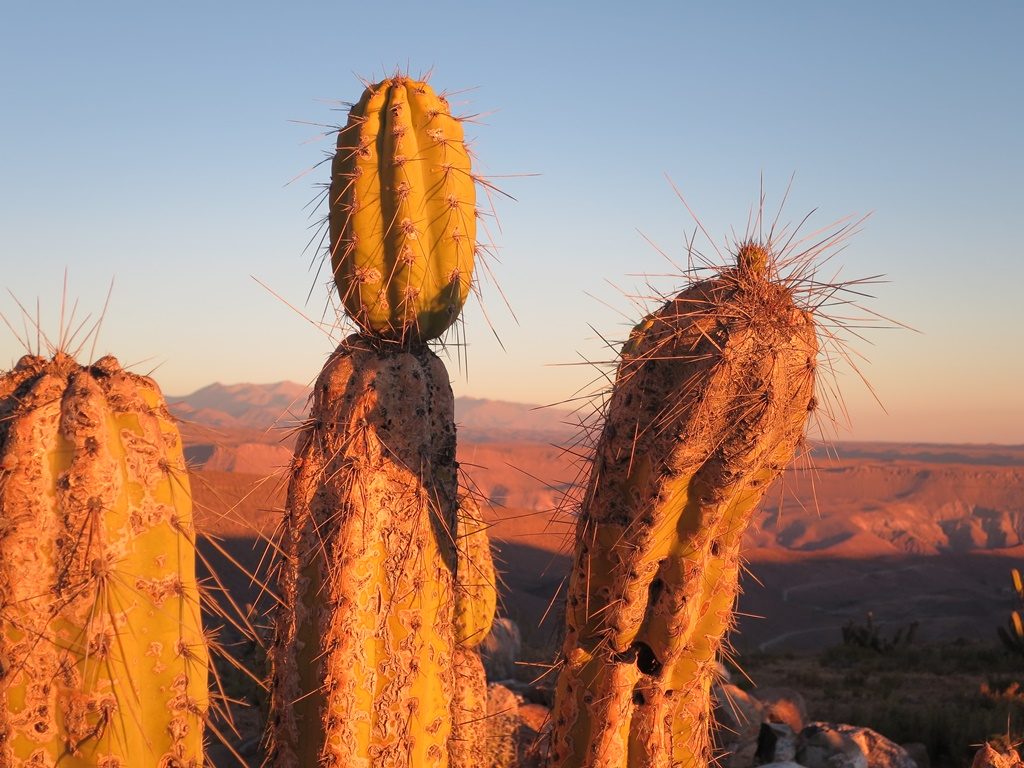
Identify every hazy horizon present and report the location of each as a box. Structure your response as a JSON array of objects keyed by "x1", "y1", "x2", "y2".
[{"x1": 2, "y1": 3, "x2": 1021, "y2": 444}]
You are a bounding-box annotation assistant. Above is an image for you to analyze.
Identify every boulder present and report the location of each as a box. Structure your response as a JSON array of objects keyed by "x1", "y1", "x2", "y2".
[
  {"x1": 515, "y1": 702, "x2": 551, "y2": 768},
  {"x1": 518, "y1": 702, "x2": 550, "y2": 733},
  {"x1": 757, "y1": 686, "x2": 809, "y2": 733},
  {"x1": 800, "y1": 722, "x2": 918, "y2": 768},
  {"x1": 798, "y1": 722, "x2": 869, "y2": 768},
  {"x1": 831, "y1": 723, "x2": 917, "y2": 768},
  {"x1": 496, "y1": 676, "x2": 555, "y2": 707},
  {"x1": 758, "y1": 722, "x2": 798, "y2": 764},
  {"x1": 972, "y1": 744, "x2": 1024, "y2": 768},
  {"x1": 713, "y1": 683, "x2": 764, "y2": 768},
  {"x1": 486, "y1": 684, "x2": 521, "y2": 768},
  {"x1": 480, "y1": 617, "x2": 522, "y2": 681}
]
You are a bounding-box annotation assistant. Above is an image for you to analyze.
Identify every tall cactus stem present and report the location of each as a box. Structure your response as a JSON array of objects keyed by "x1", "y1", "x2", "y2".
[
  {"x1": 269, "y1": 335, "x2": 459, "y2": 767},
  {"x1": 548, "y1": 242, "x2": 817, "y2": 768}
]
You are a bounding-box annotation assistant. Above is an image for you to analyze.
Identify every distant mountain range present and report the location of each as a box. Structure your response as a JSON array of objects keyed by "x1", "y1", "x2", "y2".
[
  {"x1": 169, "y1": 381, "x2": 577, "y2": 442},
  {"x1": 178, "y1": 381, "x2": 1024, "y2": 654},
  {"x1": 169, "y1": 381, "x2": 310, "y2": 432}
]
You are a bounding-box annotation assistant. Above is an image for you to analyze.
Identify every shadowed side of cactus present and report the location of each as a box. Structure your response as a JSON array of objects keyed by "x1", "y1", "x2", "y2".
[
  {"x1": 454, "y1": 492, "x2": 497, "y2": 649},
  {"x1": 0, "y1": 352, "x2": 208, "y2": 767},
  {"x1": 451, "y1": 492, "x2": 498, "y2": 768},
  {"x1": 329, "y1": 75, "x2": 477, "y2": 343},
  {"x1": 268, "y1": 335, "x2": 460, "y2": 767},
  {"x1": 547, "y1": 243, "x2": 818, "y2": 768}
]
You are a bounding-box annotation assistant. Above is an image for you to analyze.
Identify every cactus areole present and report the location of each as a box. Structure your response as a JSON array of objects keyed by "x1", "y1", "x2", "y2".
[
  {"x1": 0, "y1": 352, "x2": 208, "y2": 767},
  {"x1": 329, "y1": 76, "x2": 477, "y2": 342},
  {"x1": 548, "y1": 243, "x2": 818, "y2": 768}
]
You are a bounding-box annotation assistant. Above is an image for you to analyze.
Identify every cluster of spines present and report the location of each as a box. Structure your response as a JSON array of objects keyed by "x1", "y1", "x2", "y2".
[{"x1": 998, "y1": 568, "x2": 1024, "y2": 656}]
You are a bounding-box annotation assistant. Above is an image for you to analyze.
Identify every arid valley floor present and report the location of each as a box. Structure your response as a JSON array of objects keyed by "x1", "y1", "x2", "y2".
[{"x1": 172, "y1": 381, "x2": 1024, "y2": 766}]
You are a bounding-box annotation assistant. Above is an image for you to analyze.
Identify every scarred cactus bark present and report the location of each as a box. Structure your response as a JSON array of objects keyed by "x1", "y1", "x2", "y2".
[
  {"x1": 329, "y1": 75, "x2": 477, "y2": 342},
  {"x1": 0, "y1": 352, "x2": 208, "y2": 767},
  {"x1": 547, "y1": 243, "x2": 818, "y2": 768}
]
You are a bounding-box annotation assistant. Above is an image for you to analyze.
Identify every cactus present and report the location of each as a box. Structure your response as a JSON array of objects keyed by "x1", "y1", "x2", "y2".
[
  {"x1": 841, "y1": 612, "x2": 918, "y2": 653},
  {"x1": 267, "y1": 338, "x2": 501, "y2": 767},
  {"x1": 268, "y1": 335, "x2": 461, "y2": 767},
  {"x1": 547, "y1": 242, "x2": 818, "y2": 768},
  {"x1": 999, "y1": 611, "x2": 1024, "y2": 656},
  {"x1": 329, "y1": 75, "x2": 477, "y2": 342},
  {"x1": 0, "y1": 352, "x2": 208, "y2": 767},
  {"x1": 270, "y1": 72, "x2": 497, "y2": 767}
]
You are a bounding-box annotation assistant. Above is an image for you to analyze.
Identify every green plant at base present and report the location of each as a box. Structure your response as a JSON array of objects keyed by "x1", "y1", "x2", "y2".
[
  {"x1": 547, "y1": 243, "x2": 818, "y2": 768},
  {"x1": 841, "y1": 612, "x2": 919, "y2": 654},
  {"x1": 0, "y1": 352, "x2": 208, "y2": 767}
]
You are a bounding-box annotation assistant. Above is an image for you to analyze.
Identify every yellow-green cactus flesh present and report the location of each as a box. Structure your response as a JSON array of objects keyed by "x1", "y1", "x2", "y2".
[
  {"x1": 329, "y1": 76, "x2": 477, "y2": 342},
  {"x1": 454, "y1": 492, "x2": 497, "y2": 648},
  {"x1": 548, "y1": 245, "x2": 817, "y2": 768},
  {"x1": 0, "y1": 352, "x2": 208, "y2": 768},
  {"x1": 269, "y1": 335, "x2": 460, "y2": 768}
]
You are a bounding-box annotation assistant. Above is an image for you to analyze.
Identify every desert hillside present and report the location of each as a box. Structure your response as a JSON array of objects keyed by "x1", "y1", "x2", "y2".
[{"x1": 175, "y1": 382, "x2": 1024, "y2": 656}]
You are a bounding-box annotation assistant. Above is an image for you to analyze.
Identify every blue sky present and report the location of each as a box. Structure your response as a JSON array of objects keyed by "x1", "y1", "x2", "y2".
[{"x1": 1, "y1": 2, "x2": 1021, "y2": 442}]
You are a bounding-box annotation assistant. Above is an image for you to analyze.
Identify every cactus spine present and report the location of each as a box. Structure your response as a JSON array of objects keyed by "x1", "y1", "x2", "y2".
[
  {"x1": 547, "y1": 243, "x2": 817, "y2": 768},
  {"x1": 329, "y1": 75, "x2": 477, "y2": 342},
  {"x1": 0, "y1": 352, "x2": 208, "y2": 767}
]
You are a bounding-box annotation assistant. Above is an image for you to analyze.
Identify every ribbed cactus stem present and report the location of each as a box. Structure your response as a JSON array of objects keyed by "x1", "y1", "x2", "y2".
[
  {"x1": 0, "y1": 353, "x2": 208, "y2": 767},
  {"x1": 548, "y1": 244, "x2": 817, "y2": 768},
  {"x1": 329, "y1": 76, "x2": 477, "y2": 342},
  {"x1": 269, "y1": 335, "x2": 460, "y2": 767},
  {"x1": 450, "y1": 492, "x2": 498, "y2": 768}
]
